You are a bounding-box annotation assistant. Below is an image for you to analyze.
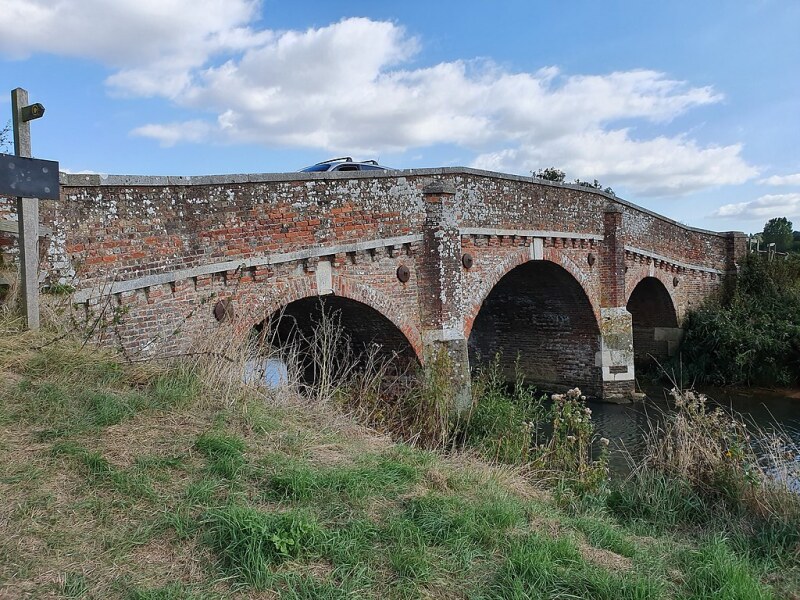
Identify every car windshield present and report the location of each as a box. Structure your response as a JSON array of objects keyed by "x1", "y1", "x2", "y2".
[{"x1": 300, "y1": 163, "x2": 333, "y2": 172}]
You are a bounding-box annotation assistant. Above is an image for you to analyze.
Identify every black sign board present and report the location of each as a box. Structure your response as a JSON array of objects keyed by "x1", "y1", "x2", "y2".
[{"x1": 0, "y1": 153, "x2": 60, "y2": 200}]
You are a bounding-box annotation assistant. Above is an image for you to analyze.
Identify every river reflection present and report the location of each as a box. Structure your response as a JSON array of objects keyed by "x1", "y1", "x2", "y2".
[{"x1": 588, "y1": 385, "x2": 800, "y2": 479}]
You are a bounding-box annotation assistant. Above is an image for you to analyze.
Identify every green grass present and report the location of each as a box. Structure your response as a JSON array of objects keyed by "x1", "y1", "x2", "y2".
[
  {"x1": 125, "y1": 583, "x2": 220, "y2": 599},
  {"x1": 52, "y1": 441, "x2": 155, "y2": 500},
  {"x1": 0, "y1": 325, "x2": 796, "y2": 599},
  {"x1": 679, "y1": 537, "x2": 776, "y2": 600},
  {"x1": 403, "y1": 491, "x2": 524, "y2": 548},
  {"x1": 201, "y1": 505, "x2": 324, "y2": 588},
  {"x1": 194, "y1": 431, "x2": 247, "y2": 479},
  {"x1": 572, "y1": 514, "x2": 638, "y2": 558},
  {"x1": 264, "y1": 451, "x2": 423, "y2": 504},
  {"x1": 483, "y1": 532, "x2": 665, "y2": 600}
]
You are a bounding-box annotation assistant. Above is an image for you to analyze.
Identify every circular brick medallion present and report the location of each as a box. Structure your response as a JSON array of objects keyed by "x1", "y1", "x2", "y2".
[
  {"x1": 462, "y1": 253, "x2": 474, "y2": 269},
  {"x1": 396, "y1": 265, "x2": 410, "y2": 283},
  {"x1": 587, "y1": 252, "x2": 596, "y2": 266},
  {"x1": 213, "y1": 299, "x2": 234, "y2": 322}
]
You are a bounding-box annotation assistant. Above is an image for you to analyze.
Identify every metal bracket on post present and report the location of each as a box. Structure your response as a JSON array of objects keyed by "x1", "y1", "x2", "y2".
[{"x1": 11, "y1": 87, "x2": 45, "y2": 330}]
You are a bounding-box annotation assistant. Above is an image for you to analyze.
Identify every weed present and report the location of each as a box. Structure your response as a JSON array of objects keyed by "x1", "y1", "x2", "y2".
[
  {"x1": 201, "y1": 505, "x2": 323, "y2": 587},
  {"x1": 460, "y1": 354, "x2": 546, "y2": 463}
]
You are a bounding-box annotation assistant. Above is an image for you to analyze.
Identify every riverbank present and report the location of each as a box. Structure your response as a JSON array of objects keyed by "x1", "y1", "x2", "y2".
[{"x1": 1, "y1": 323, "x2": 799, "y2": 598}]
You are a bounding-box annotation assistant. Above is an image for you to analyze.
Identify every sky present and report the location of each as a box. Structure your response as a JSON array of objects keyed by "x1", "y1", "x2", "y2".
[{"x1": 1, "y1": 0, "x2": 799, "y2": 233}]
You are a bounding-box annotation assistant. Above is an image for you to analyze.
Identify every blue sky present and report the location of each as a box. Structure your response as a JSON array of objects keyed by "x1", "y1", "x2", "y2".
[{"x1": 1, "y1": 0, "x2": 799, "y2": 233}]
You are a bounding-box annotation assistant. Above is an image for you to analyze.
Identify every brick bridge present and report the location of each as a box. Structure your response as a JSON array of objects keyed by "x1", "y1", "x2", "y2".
[{"x1": 0, "y1": 168, "x2": 746, "y2": 404}]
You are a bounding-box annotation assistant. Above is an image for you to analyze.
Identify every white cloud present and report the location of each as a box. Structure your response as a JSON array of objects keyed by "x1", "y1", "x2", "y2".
[
  {"x1": 759, "y1": 173, "x2": 800, "y2": 186},
  {"x1": 0, "y1": 0, "x2": 266, "y2": 98},
  {"x1": 0, "y1": 7, "x2": 758, "y2": 197},
  {"x1": 130, "y1": 19, "x2": 755, "y2": 197},
  {"x1": 711, "y1": 193, "x2": 800, "y2": 220},
  {"x1": 472, "y1": 132, "x2": 755, "y2": 197}
]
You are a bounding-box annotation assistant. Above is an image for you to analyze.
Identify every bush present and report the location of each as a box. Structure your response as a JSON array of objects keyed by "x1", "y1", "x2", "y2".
[
  {"x1": 676, "y1": 254, "x2": 800, "y2": 387},
  {"x1": 460, "y1": 356, "x2": 546, "y2": 463}
]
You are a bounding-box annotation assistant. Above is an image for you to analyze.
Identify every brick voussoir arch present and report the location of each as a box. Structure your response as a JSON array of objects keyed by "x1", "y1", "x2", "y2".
[
  {"x1": 624, "y1": 268, "x2": 679, "y2": 318},
  {"x1": 241, "y1": 274, "x2": 424, "y2": 362},
  {"x1": 464, "y1": 247, "x2": 602, "y2": 339}
]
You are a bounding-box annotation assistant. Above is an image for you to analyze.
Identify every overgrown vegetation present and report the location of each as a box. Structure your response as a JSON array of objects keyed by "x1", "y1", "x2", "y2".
[
  {"x1": 0, "y1": 311, "x2": 798, "y2": 598},
  {"x1": 609, "y1": 388, "x2": 800, "y2": 583},
  {"x1": 532, "y1": 166, "x2": 616, "y2": 195},
  {"x1": 676, "y1": 253, "x2": 800, "y2": 386}
]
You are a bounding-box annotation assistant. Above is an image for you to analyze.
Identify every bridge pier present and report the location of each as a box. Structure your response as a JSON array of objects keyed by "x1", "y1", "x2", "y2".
[
  {"x1": 419, "y1": 182, "x2": 472, "y2": 414},
  {"x1": 597, "y1": 205, "x2": 636, "y2": 402}
]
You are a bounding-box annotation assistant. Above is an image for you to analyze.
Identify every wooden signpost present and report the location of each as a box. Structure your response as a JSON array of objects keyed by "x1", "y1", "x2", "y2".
[{"x1": 0, "y1": 88, "x2": 58, "y2": 330}]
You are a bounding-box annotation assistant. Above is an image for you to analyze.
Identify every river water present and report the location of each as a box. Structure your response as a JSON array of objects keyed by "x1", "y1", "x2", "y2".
[{"x1": 589, "y1": 386, "x2": 800, "y2": 484}]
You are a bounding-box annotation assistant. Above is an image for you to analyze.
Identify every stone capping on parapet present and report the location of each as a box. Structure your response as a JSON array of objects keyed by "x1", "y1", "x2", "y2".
[{"x1": 58, "y1": 166, "x2": 744, "y2": 240}]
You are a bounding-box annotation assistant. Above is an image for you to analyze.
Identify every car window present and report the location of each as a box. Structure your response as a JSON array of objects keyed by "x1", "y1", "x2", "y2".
[
  {"x1": 300, "y1": 164, "x2": 333, "y2": 172},
  {"x1": 359, "y1": 164, "x2": 385, "y2": 171},
  {"x1": 334, "y1": 164, "x2": 359, "y2": 171}
]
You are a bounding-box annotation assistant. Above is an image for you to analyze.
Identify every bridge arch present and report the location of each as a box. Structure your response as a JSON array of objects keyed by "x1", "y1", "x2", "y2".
[
  {"x1": 467, "y1": 254, "x2": 602, "y2": 395},
  {"x1": 246, "y1": 274, "x2": 423, "y2": 365},
  {"x1": 464, "y1": 248, "x2": 600, "y2": 338},
  {"x1": 625, "y1": 276, "x2": 680, "y2": 369}
]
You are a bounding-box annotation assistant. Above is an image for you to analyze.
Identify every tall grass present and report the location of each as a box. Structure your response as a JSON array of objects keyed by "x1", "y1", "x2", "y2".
[{"x1": 609, "y1": 387, "x2": 800, "y2": 572}]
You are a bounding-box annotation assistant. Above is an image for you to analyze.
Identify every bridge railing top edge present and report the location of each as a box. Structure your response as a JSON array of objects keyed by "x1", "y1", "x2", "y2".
[{"x1": 56, "y1": 167, "x2": 743, "y2": 240}]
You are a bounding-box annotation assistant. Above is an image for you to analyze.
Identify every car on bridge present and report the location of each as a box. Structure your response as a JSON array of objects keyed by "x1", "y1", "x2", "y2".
[{"x1": 299, "y1": 157, "x2": 393, "y2": 172}]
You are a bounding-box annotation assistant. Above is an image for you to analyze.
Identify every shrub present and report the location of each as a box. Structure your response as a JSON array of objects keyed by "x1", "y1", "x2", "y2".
[
  {"x1": 460, "y1": 356, "x2": 546, "y2": 463},
  {"x1": 676, "y1": 253, "x2": 800, "y2": 387}
]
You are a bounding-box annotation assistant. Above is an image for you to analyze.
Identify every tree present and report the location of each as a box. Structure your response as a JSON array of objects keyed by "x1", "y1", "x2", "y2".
[
  {"x1": 533, "y1": 167, "x2": 565, "y2": 182},
  {"x1": 0, "y1": 120, "x2": 10, "y2": 153},
  {"x1": 573, "y1": 178, "x2": 615, "y2": 196},
  {"x1": 762, "y1": 217, "x2": 794, "y2": 252},
  {"x1": 532, "y1": 167, "x2": 615, "y2": 196}
]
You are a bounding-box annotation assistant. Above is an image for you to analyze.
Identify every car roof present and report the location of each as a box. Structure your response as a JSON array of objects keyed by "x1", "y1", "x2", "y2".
[{"x1": 299, "y1": 157, "x2": 391, "y2": 172}]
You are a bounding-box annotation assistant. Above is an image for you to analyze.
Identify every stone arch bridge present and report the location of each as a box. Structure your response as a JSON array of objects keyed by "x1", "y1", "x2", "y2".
[{"x1": 0, "y1": 168, "x2": 746, "y2": 404}]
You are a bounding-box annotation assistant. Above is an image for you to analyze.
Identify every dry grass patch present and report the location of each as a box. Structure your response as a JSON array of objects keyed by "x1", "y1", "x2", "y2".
[
  {"x1": 578, "y1": 540, "x2": 633, "y2": 572},
  {"x1": 89, "y1": 411, "x2": 210, "y2": 470},
  {"x1": 124, "y1": 533, "x2": 213, "y2": 587}
]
